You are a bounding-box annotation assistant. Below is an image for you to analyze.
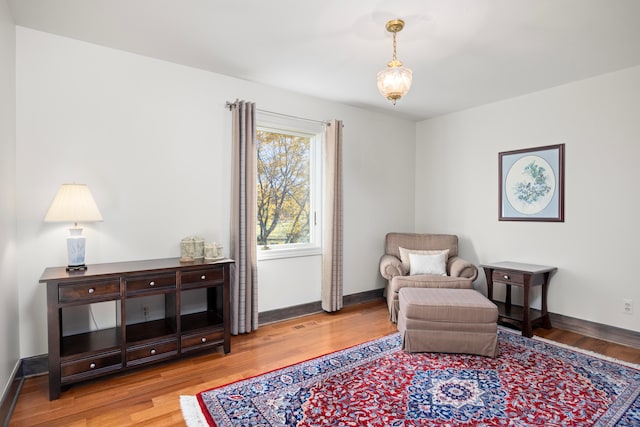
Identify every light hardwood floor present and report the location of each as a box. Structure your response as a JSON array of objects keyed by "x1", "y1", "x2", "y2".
[{"x1": 9, "y1": 299, "x2": 640, "y2": 426}]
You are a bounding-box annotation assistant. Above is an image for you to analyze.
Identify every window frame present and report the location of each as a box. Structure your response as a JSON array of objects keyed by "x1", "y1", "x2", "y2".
[{"x1": 255, "y1": 118, "x2": 323, "y2": 261}]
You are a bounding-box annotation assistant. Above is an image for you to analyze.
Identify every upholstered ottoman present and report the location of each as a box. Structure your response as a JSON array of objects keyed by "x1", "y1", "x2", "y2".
[{"x1": 397, "y1": 287, "x2": 499, "y2": 357}]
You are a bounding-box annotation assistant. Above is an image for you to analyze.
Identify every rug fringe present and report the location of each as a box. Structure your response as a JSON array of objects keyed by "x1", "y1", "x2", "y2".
[
  {"x1": 180, "y1": 395, "x2": 209, "y2": 427},
  {"x1": 531, "y1": 335, "x2": 640, "y2": 369}
]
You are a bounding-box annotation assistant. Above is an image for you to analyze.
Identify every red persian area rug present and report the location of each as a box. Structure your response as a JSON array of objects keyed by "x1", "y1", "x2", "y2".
[{"x1": 180, "y1": 329, "x2": 640, "y2": 426}]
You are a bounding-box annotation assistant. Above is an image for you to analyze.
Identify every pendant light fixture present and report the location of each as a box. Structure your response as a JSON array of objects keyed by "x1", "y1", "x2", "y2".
[{"x1": 377, "y1": 19, "x2": 413, "y2": 105}]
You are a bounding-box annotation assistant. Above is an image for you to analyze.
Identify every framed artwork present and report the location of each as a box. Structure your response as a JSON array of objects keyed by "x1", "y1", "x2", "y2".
[{"x1": 499, "y1": 144, "x2": 564, "y2": 222}]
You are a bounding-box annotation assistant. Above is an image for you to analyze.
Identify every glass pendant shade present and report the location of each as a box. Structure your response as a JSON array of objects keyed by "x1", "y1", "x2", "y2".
[
  {"x1": 377, "y1": 19, "x2": 412, "y2": 104},
  {"x1": 377, "y1": 65, "x2": 413, "y2": 104}
]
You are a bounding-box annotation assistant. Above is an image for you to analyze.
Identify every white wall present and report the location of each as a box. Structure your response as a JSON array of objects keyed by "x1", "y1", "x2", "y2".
[
  {"x1": 0, "y1": 0, "x2": 19, "y2": 401},
  {"x1": 416, "y1": 66, "x2": 640, "y2": 332},
  {"x1": 15, "y1": 27, "x2": 416, "y2": 357},
  {"x1": 11, "y1": 14, "x2": 640, "y2": 368}
]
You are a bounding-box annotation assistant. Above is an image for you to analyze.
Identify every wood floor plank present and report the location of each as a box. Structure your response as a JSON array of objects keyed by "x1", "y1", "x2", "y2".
[
  {"x1": 534, "y1": 328, "x2": 640, "y2": 364},
  {"x1": 8, "y1": 299, "x2": 639, "y2": 426}
]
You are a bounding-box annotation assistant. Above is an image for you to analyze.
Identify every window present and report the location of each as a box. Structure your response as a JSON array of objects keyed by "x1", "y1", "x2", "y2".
[{"x1": 256, "y1": 118, "x2": 322, "y2": 259}]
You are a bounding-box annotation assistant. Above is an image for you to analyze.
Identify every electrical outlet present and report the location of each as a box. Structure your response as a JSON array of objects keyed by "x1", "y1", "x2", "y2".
[
  {"x1": 623, "y1": 299, "x2": 633, "y2": 315},
  {"x1": 143, "y1": 306, "x2": 149, "y2": 318}
]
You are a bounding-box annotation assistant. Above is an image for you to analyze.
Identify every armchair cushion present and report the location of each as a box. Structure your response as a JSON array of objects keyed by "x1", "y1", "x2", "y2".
[
  {"x1": 389, "y1": 275, "x2": 473, "y2": 295},
  {"x1": 409, "y1": 252, "x2": 447, "y2": 276},
  {"x1": 399, "y1": 247, "x2": 449, "y2": 274}
]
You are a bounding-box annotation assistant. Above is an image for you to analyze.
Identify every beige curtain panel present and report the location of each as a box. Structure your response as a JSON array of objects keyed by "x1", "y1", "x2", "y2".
[
  {"x1": 230, "y1": 100, "x2": 259, "y2": 334},
  {"x1": 322, "y1": 119, "x2": 344, "y2": 312}
]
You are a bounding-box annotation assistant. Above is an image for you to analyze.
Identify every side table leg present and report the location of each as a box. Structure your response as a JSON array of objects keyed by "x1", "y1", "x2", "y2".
[
  {"x1": 522, "y1": 275, "x2": 532, "y2": 338},
  {"x1": 541, "y1": 272, "x2": 552, "y2": 329}
]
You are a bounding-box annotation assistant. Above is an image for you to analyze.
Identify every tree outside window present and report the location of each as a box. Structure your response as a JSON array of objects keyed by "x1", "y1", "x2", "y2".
[{"x1": 257, "y1": 128, "x2": 313, "y2": 249}]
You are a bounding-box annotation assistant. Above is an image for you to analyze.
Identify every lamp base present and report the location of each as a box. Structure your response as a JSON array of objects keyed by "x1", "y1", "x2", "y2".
[{"x1": 67, "y1": 226, "x2": 87, "y2": 269}]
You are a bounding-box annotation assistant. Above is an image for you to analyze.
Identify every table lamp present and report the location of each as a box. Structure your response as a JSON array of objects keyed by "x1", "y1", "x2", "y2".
[{"x1": 44, "y1": 184, "x2": 103, "y2": 271}]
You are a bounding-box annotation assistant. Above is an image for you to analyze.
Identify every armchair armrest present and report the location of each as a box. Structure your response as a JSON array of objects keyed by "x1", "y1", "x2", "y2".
[
  {"x1": 448, "y1": 256, "x2": 478, "y2": 281},
  {"x1": 380, "y1": 254, "x2": 405, "y2": 280}
]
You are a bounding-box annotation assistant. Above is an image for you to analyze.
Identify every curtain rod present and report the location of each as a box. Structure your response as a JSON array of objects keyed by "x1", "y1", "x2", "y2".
[{"x1": 226, "y1": 101, "x2": 331, "y2": 126}]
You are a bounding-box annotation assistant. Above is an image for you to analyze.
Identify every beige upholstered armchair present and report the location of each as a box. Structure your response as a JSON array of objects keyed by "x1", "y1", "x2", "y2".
[{"x1": 380, "y1": 232, "x2": 478, "y2": 322}]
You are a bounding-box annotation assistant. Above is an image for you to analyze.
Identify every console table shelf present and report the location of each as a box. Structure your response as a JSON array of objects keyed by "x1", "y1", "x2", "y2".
[
  {"x1": 61, "y1": 328, "x2": 121, "y2": 357},
  {"x1": 40, "y1": 257, "x2": 233, "y2": 400},
  {"x1": 126, "y1": 319, "x2": 176, "y2": 343},
  {"x1": 182, "y1": 311, "x2": 224, "y2": 332}
]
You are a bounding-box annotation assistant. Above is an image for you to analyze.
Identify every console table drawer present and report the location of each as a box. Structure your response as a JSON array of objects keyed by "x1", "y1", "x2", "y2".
[
  {"x1": 59, "y1": 280, "x2": 120, "y2": 303},
  {"x1": 126, "y1": 273, "x2": 176, "y2": 294},
  {"x1": 181, "y1": 268, "x2": 224, "y2": 288},
  {"x1": 181, "y1": 329, "x2": 224, "y2": 352},
  {"x1": 492, "y1": 270, "x2": 524, "y2": 285},
  {"x1": 127, "y1": 339, "x2": 177, "y2": 365},
  {"x1": 61, "y1": 351, "x2": 122, "y2": 380}
]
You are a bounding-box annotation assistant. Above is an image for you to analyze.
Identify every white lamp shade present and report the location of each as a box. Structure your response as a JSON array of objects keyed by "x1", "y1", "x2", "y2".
[
  {"x1": 44, "y1": 184, "x2": 103, "y2": 223},
  {"x1": 377, "y1": 66, "x2": 413, "y2": 102}
]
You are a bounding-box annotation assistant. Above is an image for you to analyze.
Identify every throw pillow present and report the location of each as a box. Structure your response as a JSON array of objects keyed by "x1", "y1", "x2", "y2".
[
  {"x1": 398, "y1": 247, "x2": 449, "y2": 274},
  {"x1": 409, "y1": 252, "x2": 448, "y2": 276}
]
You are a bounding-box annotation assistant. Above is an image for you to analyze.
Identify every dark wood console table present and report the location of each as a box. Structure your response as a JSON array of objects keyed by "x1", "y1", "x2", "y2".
[
  {"x1": 40, "y1": 257, "x2": 233, "y2": 400},
  {"x1": 480, "y1": 261, "x2": 556, "y2": 338}
]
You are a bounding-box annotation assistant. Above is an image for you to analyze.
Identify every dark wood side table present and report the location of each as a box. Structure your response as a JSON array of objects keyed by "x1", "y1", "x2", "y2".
[{"x1": 480, "y1": 261, "x2": 557, "y2": 338}]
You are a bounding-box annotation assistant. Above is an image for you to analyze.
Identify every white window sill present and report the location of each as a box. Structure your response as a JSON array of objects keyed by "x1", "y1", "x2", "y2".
[{"x1": 257, "y1": 246, "x2": 322, "y2": 261}]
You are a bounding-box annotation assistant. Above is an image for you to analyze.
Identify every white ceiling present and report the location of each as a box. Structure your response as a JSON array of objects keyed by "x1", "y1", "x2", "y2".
[{"x1": 8, "y1": 0, "x2": 640, "y2": 121}]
